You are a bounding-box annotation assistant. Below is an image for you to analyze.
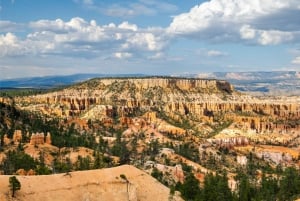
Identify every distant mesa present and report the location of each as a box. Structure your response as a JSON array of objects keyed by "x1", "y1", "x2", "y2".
[{"x1": 1, "y1": 71, "x2": 299, "y2": 95}]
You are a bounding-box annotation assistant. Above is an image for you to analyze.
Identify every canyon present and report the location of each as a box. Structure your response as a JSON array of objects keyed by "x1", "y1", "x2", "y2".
[
  {"x1": 1, "y1": 77, "x2": 300, "y2": 200},
  {"x1": 13, "y1": 77, "x2": 299, "y2": 141}
]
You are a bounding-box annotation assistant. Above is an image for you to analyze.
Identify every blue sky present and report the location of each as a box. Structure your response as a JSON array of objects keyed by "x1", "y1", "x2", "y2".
[{"x1": 0, "y1": 0, "x2": 300, "y2": 79}]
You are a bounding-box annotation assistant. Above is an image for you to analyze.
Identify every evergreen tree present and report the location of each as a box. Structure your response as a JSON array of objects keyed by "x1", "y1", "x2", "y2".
[
  {"x1": 178, "y1": 173, "x2": 201, "y2": 201},
  {"x1": 2, "y1": 150, "x2": 36, "y2": 174},
  {"x1": 93, "y1": 151, "x2": 103, "y2": 169},
  {"x1": 9, "y1": 176, "x2": 21, "y2": 197},
  {"x1": 235, "y1": 171, "x2": 251, "y2": 201},
  {"x1": 279, "y1": 167, "x2": 300, "y2": 201},
  {"x1": 258, "y1": 172, "x2": 278, "y2": 201},
  {"x1": 151, "y1": 167, "x2": 163, "y2": 182},
  {"x1": 203, "y1": 173, "x2": 233, "y2": 201}
]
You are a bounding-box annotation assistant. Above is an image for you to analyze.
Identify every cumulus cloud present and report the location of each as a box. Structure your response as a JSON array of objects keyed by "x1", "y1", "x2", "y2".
[
  {"x1": 239, "y1": 25, "x2": 295, "y2": 45},
  {"x1": 0, "y1": 18, "x2": 169, "y2": 59},
  {"x1": 0, "y1": 32, "x2": 57, "y2": 57},
  {"x1": 118, "y1": 22, "x2": 138, "y2": 31},
  {"x1": 0, "y1": 33, "x2": 34, "y2": 57},
  {"x1": 240, "y1": 25, "x2": 256, "y2": 40},
  {"x1": 168, "y1": 0, "x2": 300, "y2": 45}
]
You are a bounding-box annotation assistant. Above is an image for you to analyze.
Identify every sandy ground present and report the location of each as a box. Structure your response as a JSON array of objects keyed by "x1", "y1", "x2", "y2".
[{"x1": 0, "y1": 165, "x2": 183, "y2": 201}]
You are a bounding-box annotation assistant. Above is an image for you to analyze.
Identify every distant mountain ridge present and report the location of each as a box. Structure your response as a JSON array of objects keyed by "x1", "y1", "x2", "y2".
[
  {"x1": 0, "y1": 74, "x2": 146, "y2": 88},
  {"x1": 1, "y1": 71, "x2": 299, "y2": 95}
]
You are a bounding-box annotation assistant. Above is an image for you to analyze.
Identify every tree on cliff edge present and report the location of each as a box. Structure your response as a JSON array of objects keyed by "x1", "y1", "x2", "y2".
[
  {"x1": 120, "y1": 174, "x2": 130, "y2": 200},
  {"x1": 9, "y1": 176, "x2": 21, "y2": 197}
]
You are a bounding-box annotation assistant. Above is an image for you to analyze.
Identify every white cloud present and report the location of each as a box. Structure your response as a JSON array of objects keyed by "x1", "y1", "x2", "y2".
[
  {"x1": 29, "y1": 17, "x2": 94, "y2": 33},
  {"x1": 240, "y1": 25, "x2": 294, "y2": 45},
  {"x1": 207, "y1": 50, "x2": 227, "y2": 57},
  {"x1": 240, "y1": 25, "x2": 256, "y2": 39},
  {"x1": 0, "y1": 18, "x2": 168, "y2": 59},
  {"x1": 0, "y1": 32, "x2": 17, "y2": 45},
  {"x1": 114, "y1": 52, "x2": 132, "y2": 59},
  {"x1": 0, "y1": 31, "x2": 57, "y2": 57},
  {"x1": 258, "y1": 29, "x2": 294, "y2": 45},
  {"x1": 118, "y1": 22, "x2": 138, "y2": 31},
  {"x1": 292, "y1": 56, "x2": 300, "y2": 64},
  {"x1": 0, "y1": 33, "x2": 25, "y2": 56},
  {"x1": 195, "y1": 48, "x2": 228, "y2": 57},
  {"x1": 123, "y1": 32, "x2": 165, "y2": 52},
  {"x1": 168, "y1": 0, "x2": 300, "y2": 45}
]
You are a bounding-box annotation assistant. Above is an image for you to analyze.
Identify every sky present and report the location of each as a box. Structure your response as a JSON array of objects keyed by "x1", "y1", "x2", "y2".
[{"x1": 0, "y1": 0, "x2": 300, "y2": 79}]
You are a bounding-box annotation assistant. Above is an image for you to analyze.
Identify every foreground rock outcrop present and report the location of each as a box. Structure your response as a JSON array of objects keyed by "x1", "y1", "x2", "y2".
[{"x1": 0, "y1": 165, "x2": 183, "y2": 201}]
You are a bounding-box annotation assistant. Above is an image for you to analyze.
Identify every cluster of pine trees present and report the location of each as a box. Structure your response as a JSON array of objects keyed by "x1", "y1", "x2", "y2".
[{"x1": 176, "y1": 167, "x2": 300, "y2": 201}]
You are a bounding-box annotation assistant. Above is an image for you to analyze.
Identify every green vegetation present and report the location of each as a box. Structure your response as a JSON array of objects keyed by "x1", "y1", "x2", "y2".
[
  {"x1": 155, "y1": 110, "x2": 193, "y2": 132},
  {"x1": 1, "y1": 78, "x2": 300, "y2": 201},
  {"x1": 0, "y1": 149, "x2": 53, "y2": 175},
  {"x1": 0, "y1": 87, "x2": 68, "y2": 98},
  {"x1": 9, "y1": 176, "x2": 21, "y2": 197},
  {"x1": 111, "y1": 131, "x2": 130, "y2": 165},
  {"x1": 174, "y1": 167, "x2": 300, "y2": 201},
  {"x1": 0, "y1": 88, "x2": 46, "y2": 97},
  {"x1": 175, "y1": 142, "x2": 199, "y2": 162},
  {"x1": 120, "y1": 173, "x2": 130, "y2": 200},
  {"x1": 151, "y1": 167, "x2": 163, "y2": 182},
  {"x1": 1, "y1": 150, "x2": 37, "y2": 174},
  {"x1": 207, "y1": 120, "x2": 233, "y2": 137}
]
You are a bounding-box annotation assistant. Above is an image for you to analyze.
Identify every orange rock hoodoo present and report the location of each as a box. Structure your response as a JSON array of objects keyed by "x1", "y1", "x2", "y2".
[
  {"x1": 30, "y1": 132, "x2": 51, "y2": 145},
  {"x1": 9, "y1": 78, "x2": 300, "y2": 136}
]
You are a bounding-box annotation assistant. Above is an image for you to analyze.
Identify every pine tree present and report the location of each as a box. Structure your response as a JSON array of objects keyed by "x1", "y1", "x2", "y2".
[
  {"x1": 258, "y1": 172, "x2": 278, "y2": 201},
  {"x1": 235, "y1": 171, "x2": 251, "y2": 201},
  {"x1": 9, "y1": 176, "x2": 21, "y2": 197},
  {"x1": 179, "y1": 173, "x2": 201, "y2": 200},
  {"x1": 279, "y1": 167, "x2": 300, "y2": 201}
]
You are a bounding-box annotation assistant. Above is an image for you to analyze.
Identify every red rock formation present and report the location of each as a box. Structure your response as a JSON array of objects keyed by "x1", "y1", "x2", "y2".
[
  {"x1": 30, "y1": 132, "x2": 45, "y2": 145},
  {"x1": 3, "y1": 134, "x2": 11, "y2": 145},
  {"x1": 13, "y1": 130, "x2": 22, "y2": 143},
  {"x1": 16, "y1": 169, "x2": 36, "y2": 176},
  {"x1": 45, "y1": 132, "x2": 51, "y2": 144},
  {"x1": 208, "y1": 136, "x2": 249, "y2": 148},
  {"x1": 30, "y1": 132, "x2": 52, "y2": 145},
  {"x1": 6, "y1": 77, "x2": 299, "y2": 136}
]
